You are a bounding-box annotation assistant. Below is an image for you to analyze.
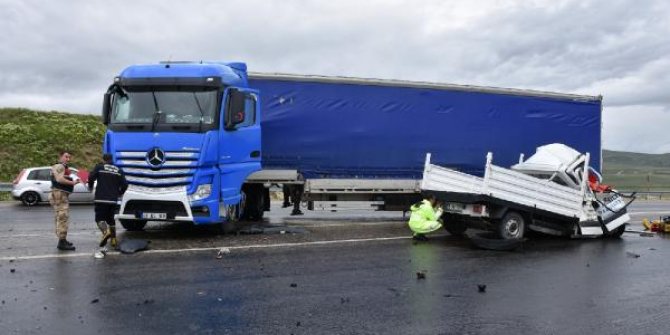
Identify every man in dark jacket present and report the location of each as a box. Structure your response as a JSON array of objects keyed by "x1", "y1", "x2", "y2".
[{"x1": 88, "y1": 153, "x2": 128, "y2": 249}]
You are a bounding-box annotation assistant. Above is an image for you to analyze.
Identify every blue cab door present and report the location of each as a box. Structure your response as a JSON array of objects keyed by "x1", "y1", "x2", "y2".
[{"x1": 218, "y1": 87, "x2": 262, "y2": 206}]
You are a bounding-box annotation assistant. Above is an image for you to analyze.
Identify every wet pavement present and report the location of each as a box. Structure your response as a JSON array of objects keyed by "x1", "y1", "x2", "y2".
[{"x1": 1, "y1": 201, "x2": 670, "y2": 334}]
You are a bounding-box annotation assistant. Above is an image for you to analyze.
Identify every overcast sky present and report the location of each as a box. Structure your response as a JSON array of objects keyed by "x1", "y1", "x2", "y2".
[{"x1": 1, "y1": 0, "x2": 669, "y2": 153}]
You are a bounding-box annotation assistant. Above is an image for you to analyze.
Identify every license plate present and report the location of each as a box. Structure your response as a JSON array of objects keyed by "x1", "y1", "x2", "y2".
[
  {"x1": 597, "y1": 197, "x2": 625, "y2": 217},
  {"x1": 142, "y1": 212, "x2": 167, "y2": 220}
]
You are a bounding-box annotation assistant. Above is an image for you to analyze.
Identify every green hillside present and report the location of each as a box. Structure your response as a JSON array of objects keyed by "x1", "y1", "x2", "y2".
[
  {"x1": 1, "y1": 108, "x2": 669, "y2": 191},
  {"x1": 602, "y1": 150, "x2": 670, "y2": 191},
  {"x1": 0, "y1": 108, "x2": 106, "y2": 182}
]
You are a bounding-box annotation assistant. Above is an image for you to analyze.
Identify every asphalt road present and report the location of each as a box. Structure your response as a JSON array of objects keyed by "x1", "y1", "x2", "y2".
[{"x1": 1, "y1": 201, "x2": 670, "y2": 334}]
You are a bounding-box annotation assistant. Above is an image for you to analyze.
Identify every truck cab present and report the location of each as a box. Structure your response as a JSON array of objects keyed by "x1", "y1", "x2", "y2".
[{"x1": 102, "y1": 61, "x2": 264, "y2": 230}]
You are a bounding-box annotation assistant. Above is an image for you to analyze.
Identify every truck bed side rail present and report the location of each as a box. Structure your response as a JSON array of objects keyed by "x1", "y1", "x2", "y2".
[{"x1": 422, "y1": 153, "x2": 584, "y2": 218}]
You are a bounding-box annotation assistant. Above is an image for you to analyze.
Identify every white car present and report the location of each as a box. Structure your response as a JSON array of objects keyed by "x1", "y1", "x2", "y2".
[{"x1": 11, "y1": 166, "x2": 94, "y2": 206}]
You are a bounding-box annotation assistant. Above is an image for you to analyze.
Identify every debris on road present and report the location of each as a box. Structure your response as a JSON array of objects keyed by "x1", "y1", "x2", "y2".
[
  {"x1": 238, "y1": 224, "x2": 308, "y2": 235},
  {"x1": 119, "y1": 239, "x2": 150, "y2": 254},
  {"x1": 642, "y1": 217, "x2": 670, "y2": 233},
  {"x1": 91, "y1": 298, "x2": 99, "y2": 304},
  {"x1": 470, "y1": 232, "x2": 525, "y2": 251},
  {"x1": 626, "y1": 252, "x2": 641, "y2": 258},
  {"x1": 10, "y1": 268, "x2": 15, "y2": 273},
  {"x1": 416, "y1": 271, "x2": 426, "y2": 280},
  {"x1": 478, "y1": 284, "x2": 487, "y2": 293},
  {"x1": 290, "y1": 283, "x2": 297, "y2": 288},
  {"x1": 216, "y1": 247, "x2": 231, "y2": 259}
]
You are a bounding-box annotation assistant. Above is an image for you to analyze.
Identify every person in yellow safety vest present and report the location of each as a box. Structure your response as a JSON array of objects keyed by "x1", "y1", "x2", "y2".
[{"x1": 408, "y1": 194, "x2": 444, "y2": 241}]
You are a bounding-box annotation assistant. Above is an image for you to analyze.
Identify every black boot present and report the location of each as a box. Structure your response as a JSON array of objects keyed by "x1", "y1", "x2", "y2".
[
  {"x1": 57, "y1": 239, "x2": 75, "y2": 251},
  {"x1": 412, "y1": 234, "x2": 428, "y2": 241}
]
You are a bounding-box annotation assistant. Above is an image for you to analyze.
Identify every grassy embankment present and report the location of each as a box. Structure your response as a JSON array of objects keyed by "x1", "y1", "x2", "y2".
[{"x1": 0, "y1": 108, "x2": 105, "y2": 200}]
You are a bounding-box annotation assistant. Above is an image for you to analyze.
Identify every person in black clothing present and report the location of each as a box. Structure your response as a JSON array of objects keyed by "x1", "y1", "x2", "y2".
[{"x1": 88, "y1": 153, "x2": 128, "y2": 249}]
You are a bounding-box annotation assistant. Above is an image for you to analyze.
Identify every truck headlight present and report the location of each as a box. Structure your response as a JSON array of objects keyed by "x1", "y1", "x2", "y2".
[{"x1": 188, "y1": 184, "x2": 212, "y2": 202}]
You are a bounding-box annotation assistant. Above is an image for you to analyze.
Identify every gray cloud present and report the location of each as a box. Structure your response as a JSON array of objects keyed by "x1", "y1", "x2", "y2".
[{"x1": 0, "y1": 0, "x2": 668, "y2": 152}]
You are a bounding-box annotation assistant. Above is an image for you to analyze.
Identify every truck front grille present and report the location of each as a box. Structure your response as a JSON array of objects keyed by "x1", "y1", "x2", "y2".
[{"x1": 116, "y1": 150, "x2": 199, "y2": 188}]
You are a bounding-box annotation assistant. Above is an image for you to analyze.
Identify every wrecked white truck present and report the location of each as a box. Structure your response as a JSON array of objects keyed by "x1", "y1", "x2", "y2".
[{"x1": 421, "y1": 144, "x2": 635, "y2": 240}]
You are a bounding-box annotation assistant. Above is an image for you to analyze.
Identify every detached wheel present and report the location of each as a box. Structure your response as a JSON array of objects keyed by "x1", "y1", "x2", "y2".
[
  {"x1": 120, "y1": 219, "x2": 147, "y2": 231},
  {"x1": 443, "y1": 214, "x2": 467, "y2": 236},
  {"x1": 21, "y1": 191, "x2": 41, "y2": 206},
  {"x1": 498, "y1": 211, "x2": 526, "y2": 240},
  {"x1": 605, "y1": 224, "x2": 626, "y2": 238}
]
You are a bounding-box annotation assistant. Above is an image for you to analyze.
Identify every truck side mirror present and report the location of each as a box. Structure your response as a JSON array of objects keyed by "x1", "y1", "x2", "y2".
[
  {"x1": 102, "y1": 92, "x2": 111, "y2": 125},
  {"x1": 102, "y1": 84, "x2": 126, "y2": 125},
  {"x1": 225, "y1": 89, "x2": 246, "y2": 130}
]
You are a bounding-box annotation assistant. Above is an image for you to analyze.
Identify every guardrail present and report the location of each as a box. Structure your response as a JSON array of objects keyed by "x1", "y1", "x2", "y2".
[
  {"x1": 625, "y1": 191, "x2": 670, "y2": 200},
  {"x1": 0, "y1": 183, "x2": 11, "y2": 192}
]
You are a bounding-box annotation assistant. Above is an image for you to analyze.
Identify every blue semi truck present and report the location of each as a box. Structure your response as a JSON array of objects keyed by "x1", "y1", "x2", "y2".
[{"x1": 101, "y1": 61, "x2": 602, "y2": 231}]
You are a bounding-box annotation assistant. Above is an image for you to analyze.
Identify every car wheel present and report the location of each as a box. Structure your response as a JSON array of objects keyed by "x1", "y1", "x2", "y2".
[
  {"x1": 498, "y1": 211, "x2": 526, "y2": 240},
  {"x1": 605, "y1": 224, "x2": 626, "y2": 238},
  {"x1": 119, "y1": 219, "x2": 147, "y2": 231},
  {"x1": 21, "y1": 191, "x2": 41, "y2": 206}
]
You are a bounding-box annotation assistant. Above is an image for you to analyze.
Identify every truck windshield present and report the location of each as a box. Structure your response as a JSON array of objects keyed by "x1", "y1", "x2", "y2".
[{"x1": 111, "y1": 88, "x2": 219, "y2": 131}]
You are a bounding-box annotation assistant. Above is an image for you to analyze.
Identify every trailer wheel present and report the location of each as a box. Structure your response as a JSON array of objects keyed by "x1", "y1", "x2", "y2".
[
  {"x1": 498, "y1": 211, "x2": 525, "y2": 240},
  {"x1": 605, "y1": 224, "x2": 626, "y2": 238},
  {"x1": 443, "y1": 214, "x2": 467, "y2": 236},
  {"x1": 120, "y1": 219, "x2": 147, "y2": 231}
]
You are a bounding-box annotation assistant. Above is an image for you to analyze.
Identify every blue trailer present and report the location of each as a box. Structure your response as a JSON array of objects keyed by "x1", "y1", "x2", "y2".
[{"x1": 101, "y1": 61, "x2": 602, "y2": 231}]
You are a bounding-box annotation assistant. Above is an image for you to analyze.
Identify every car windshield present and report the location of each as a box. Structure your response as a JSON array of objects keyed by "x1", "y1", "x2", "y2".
[{"x1": 111, "y1": 88, "x2": 219, "y2": 125}]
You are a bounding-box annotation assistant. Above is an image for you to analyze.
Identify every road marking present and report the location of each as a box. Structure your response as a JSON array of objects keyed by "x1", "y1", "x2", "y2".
[{"x1": 0, "y1": 235, "x2": 415, "y2": 261}]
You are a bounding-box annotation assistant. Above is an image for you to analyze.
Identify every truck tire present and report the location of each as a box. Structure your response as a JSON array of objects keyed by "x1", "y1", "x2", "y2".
[
  {"x1": 120, "y1": 219, "x2": 147, "y2": 231},
  {"x1": 443, "y1": 214, "x2": 467, "y2": 236},
  {"x1": 241, "y1": 185, "x2": 265, "y2": 221},
  {"x1": 220, "y1": 203, "x2": 242, "y2": 234},
  {"x1": 605, "y1": 224, "x2": 626, "y2": 238},
  {"x1": 21, "y1": 191, "x2": 41, "y2": 206},
  {"x1": 498, "y1": 211, "x2": 525, "y2": 240}
]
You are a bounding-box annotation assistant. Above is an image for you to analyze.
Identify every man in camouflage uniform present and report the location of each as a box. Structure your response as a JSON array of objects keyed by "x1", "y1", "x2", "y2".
[{"x1": 49, "y1": 150, "x2": 81, "y2": 251}]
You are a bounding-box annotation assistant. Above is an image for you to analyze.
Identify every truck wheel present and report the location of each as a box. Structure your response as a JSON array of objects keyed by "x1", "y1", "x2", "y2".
[
  {"x1": 120, "y1": 219, "x2": 147, "y2": 231},
  {"x1": 241, "y1": 185, "x2": 265, "y2": 221},
  {"x1": 443, "y1": 214, "x2": 467, "y2": 236},
  {"x1": 605, "y1": 224, "x2": 626, "y2": 238},
  {"x1": 220, "y1": 203, "x2": 242, "y2": 234},
  {"x1": 21, "y1": 191, "x2": 41, "y2": 206},
  {"x1": 498, "y1": 211, "x2": 525, "y2": 240}
]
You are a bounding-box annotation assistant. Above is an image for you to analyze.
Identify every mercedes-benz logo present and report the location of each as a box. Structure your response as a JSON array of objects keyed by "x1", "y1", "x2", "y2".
[{"x1": 146, "y1": 148, "x2": 166, "y2": 167}]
